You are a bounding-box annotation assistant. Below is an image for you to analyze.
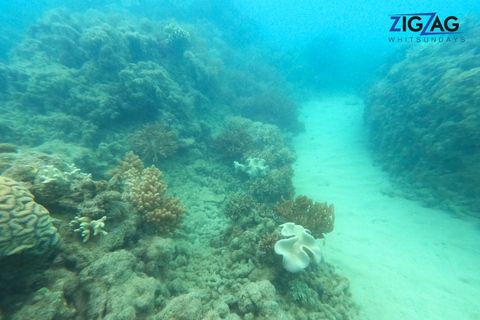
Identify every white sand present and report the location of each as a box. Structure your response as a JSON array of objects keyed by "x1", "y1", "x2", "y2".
[{"x1": 293, "y1": 94, "x2": 480, "y2": 320}]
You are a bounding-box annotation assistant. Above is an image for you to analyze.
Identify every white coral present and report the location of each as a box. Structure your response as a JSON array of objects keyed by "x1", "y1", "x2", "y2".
[
  {"x1": 69, "y1": 216, "x2": 107, "y2": 243},
  {"x1": 234, "y1": 157, "x2": 270, "y2": 178},
  {"x1": 274, "y1": 222, "x2": 322, "y2": 273},
  {"x1": 35, "y1": 163, "x2": 91, "y2": 186}
]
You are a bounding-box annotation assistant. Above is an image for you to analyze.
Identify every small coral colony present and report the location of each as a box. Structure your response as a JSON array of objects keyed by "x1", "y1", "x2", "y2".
[{"x1": 0, "y1": 8, "x2": 358, "y2": 320}]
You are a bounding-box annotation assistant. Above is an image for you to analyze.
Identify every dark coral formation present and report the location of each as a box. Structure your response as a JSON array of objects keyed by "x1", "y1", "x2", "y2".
[
  {"x1": 223, "y1": 193, "x2": 254, "y2": 221},
  {"x1": 214, "y1": 117, "x2": 255, "y2": 160},
  {"x1": 365, "y1": 19, "x2": 480, "y2": 215},
  {"x1": 130, "y1": 123, "x2": 178, "y2": 162},
  {"x1": 234, "y1": 89, "x2": 304, "y2": 133},
  {"x1": 275, "y1": 195, "x2": 335, "y2": 238}
]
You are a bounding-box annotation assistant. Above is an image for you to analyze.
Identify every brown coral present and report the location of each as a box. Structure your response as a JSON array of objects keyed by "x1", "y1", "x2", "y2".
[
  {"x1": 125, "y1": 165, "x2": 185, "y2": 236},
  {"x1": 275, "y1": 195, "x2": 335, "y2": 238},
  {"x1": 259, "y1": 233, "x2": 279, "y2": 253},
  {"x1": 130, "y1": 123, "x2": 178, "y2": 162},
  {"x1": 107, "y1": 151, "x2": 144, "y2": 177}
]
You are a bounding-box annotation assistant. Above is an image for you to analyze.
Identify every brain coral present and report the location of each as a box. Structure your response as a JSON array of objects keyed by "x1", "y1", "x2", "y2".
[{"x1": 0, "y1": 176, "x2": 59, "y2": 259}]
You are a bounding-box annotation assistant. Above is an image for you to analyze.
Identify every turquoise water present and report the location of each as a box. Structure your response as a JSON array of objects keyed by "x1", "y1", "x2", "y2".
[{"x1": 0, "y1": 1, "x2": 479, "y2": 319}]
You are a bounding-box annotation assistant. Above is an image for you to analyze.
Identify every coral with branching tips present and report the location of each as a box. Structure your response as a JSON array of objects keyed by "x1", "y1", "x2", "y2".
[
  {"x1": 275, "y1": 195, "x2": 335, "y2": 239},
  {"x1": 107, "y1": 151, "x2": 144, "y2": 177},
  {"x1": 69, "y1": 216, "x2": 108, "y2": 243},
  {"x1": 130, "y1": 123, "x2": 178, "y2": 162},
  {"x1": 0, "y1": 176, "x2": 59, "y2": 258},
  {"x1": 259, "y1": 232, "x2": 279, "y2": 253},
  {"x1": 124, "y1": 165, "x2": 185, "y2": 236}
]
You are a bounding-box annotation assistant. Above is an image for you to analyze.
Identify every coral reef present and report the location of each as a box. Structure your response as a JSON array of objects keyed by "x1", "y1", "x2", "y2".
[
  {"x1": 0, "y1": 7, "x2": 357, "y2": 320},
  {"x1": 124, "y1": 165, "x2": 185, "y2": 236},
  {"x1": 234, "y1": 157, "x2": 270, "y2": 178},
  {"x1": 274, "y1": 222, "x2": 322, "y2": 273},
  {"x1": 130, "y1": 123, "x2": 178, "y2": 162},
  {"x1": 365, "y1": 18, "x2": 480, "y2": 215},
  {"x1": 275, "y1": 195, "x2": 335, "y2": 238},
  {"x1": 69, "y1": 216, "x2": 108, "y2": 243},
  {"x1": 0, "y1": 176, "x2": 58, "y2": 259}
]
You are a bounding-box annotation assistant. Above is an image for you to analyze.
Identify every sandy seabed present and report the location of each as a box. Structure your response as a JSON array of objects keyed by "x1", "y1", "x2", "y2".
[{"x1": 293, "y1": 94, "x2": 480, "y2": 320}]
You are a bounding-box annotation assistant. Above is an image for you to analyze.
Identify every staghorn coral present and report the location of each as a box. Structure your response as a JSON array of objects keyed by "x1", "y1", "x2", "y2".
[
  {"x1": 130, "y1": 123, "x2": 178, "y2": 162},
  {"x1": 0, "y1": 176, "x2": 58, "y2": 259},
  {"x1": 107, "y1": 151, "x2": 144, "y2": 177},
  {"x1": 275, "y1": 195, "x2": 335, "y2": 239},
  {"x1": 124, "y1": 165, "x2": 185, "y2": 236}
]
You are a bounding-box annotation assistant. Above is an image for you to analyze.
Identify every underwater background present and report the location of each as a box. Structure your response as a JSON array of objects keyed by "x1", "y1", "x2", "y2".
[{"x1": 1, "y1": 1, "x2": 480, "y2": 319}]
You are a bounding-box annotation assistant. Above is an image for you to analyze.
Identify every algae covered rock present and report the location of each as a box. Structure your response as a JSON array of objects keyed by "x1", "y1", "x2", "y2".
[{"x1": 0, "y1": 176, "x2": 58, "y2": 259}]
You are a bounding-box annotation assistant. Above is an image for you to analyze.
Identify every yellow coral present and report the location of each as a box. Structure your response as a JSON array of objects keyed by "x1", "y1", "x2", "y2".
[
  {"x1": 107, "y1": 151, "x2": 144, "y2": 177},
  {"x1": 125, "y1": 166, "x2": 185, "y2": 236}
]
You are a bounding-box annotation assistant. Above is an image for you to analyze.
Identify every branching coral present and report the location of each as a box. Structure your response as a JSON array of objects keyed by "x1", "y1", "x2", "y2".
[
  {"x1": 124, "y1": 165, "x2": 185, "y2": 236},
  {"x1": 107, "y1": 151, "x2": 144, "y2": 177},
  {"x1": 130, "y1": 123, "x2": 178, "y2": 162},
  {"x1": 275, "y1": 195, "x2": 335, "y2": 238},
  {"x1": 69, "y1": 216, "x2": 108, "y2": 243}
]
